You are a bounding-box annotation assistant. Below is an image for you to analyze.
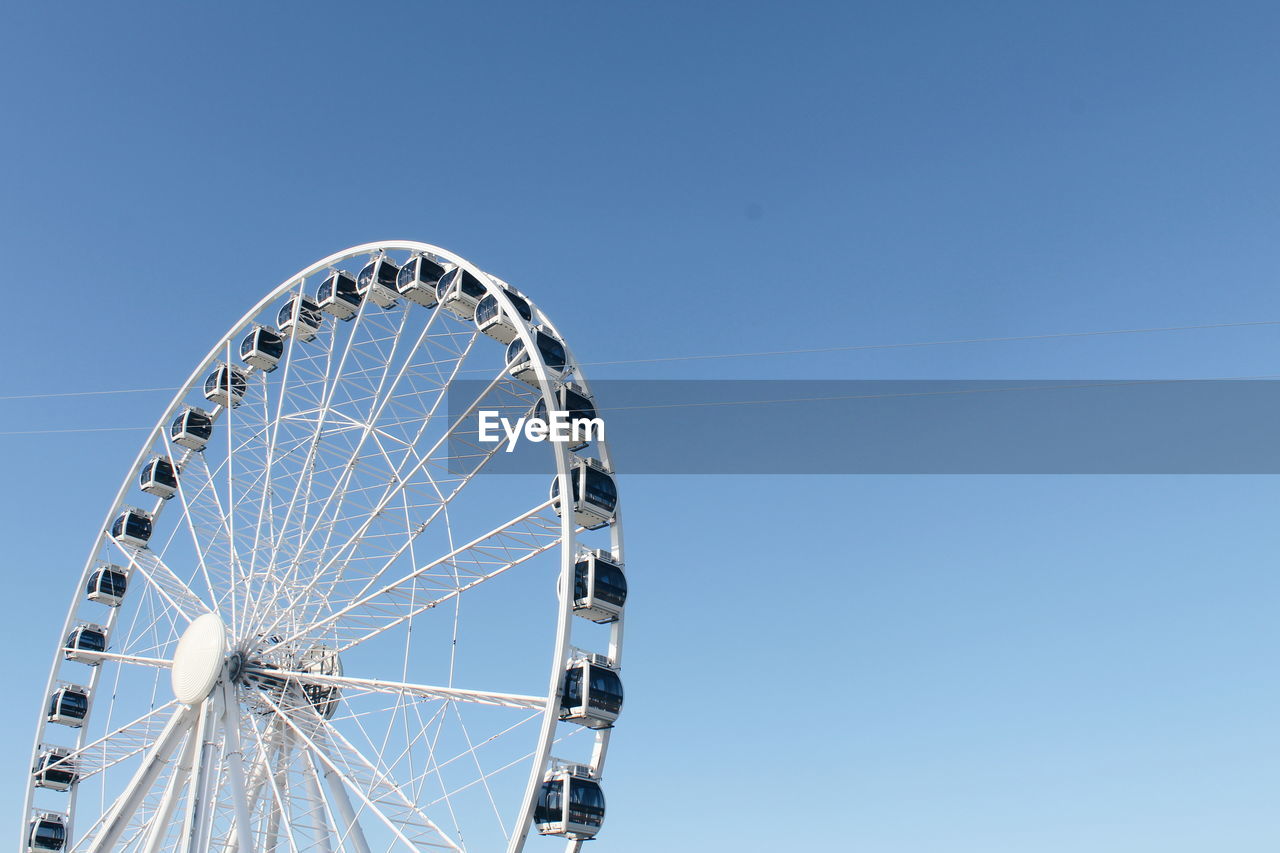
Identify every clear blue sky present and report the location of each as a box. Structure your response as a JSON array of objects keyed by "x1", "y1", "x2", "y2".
[{"x1": 2, "y1": 2, "x2": 1278, "y2": 850}]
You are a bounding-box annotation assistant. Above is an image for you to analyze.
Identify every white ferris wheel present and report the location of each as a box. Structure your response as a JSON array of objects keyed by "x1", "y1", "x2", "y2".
[{"x1": 22, "y1": 242, "x2": 627, "y2": 853}]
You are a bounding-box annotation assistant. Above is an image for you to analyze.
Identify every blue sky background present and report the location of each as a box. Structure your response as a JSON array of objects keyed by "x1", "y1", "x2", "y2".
[{"x1": 2, "y1": 1, "x2": 1278, "y2": 850}]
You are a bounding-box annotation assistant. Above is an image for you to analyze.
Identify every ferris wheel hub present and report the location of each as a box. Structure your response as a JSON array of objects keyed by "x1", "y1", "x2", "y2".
[{"x1": 171, "y1": 612, "x2": 228, "y2": 705}]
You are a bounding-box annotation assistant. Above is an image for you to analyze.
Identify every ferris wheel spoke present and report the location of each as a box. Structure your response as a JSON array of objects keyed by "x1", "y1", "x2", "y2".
[
  {"x1": 247, "y1": 667, "x2": 547, "y2": 711},
  {"x1": 253, "y1": 350, "x2": 502, "y2": 641},
  {"x1": 235, "y1": 291, "x2": 376, "y2": 642},
  {"x1": 422, "y1": 718, "x2": 588, "y2": 812},
  {"x1": 49, "y1": 700, "x2": 181, "y2": 786},
  {"x1": 180, "y1": 694, "x2": 231, "y2": 853},
  {"x1": 239, "y1": 296, "x2": 425, "y2": 637},
  {"x1": 171, "y1": 447, "x2": 248, "y2": 620},
  {"x1": 80, "y1": 651, "x2": 171, "y2": 669},
  {"x1": 252, "y1": 690, "x2": 462, "y2": 851},
  {"x1": 269, "y1": 501, "x2": 561, "y2": 652},
  {"x1": 226, "y1": 714, "x2": 288, "y2": 853},
  {"x1": 111, "y1": 541, "x2": 211, "y2": 625},
  {"x1": 217, "y1": 682, "x2": 258, "y2": 853},
  {"x1": 297, "y1": 750, "x2": 336, "y2": 853},
  {"x1": 449, "y1": 703, "x2": 511, "y2": 839},
  {"x1": 86, "y1": 703, "x2": 198, "y2": 852}
]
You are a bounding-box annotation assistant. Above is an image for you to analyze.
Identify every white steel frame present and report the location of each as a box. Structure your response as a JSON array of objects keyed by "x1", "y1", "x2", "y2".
[{"x1": 22, "y1": 242, "x2": 625, "y2": 853}]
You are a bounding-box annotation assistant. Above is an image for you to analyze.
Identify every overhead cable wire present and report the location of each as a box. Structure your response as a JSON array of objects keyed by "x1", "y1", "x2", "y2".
[
  {"x1": 6, "y1": 373, "x2": 1279, "y2": 437},
  {"x1": 1, "y1": 318, "x2": 1277, "y2": 403}
]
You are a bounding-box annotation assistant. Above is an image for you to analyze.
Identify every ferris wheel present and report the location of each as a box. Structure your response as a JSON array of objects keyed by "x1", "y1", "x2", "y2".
[{"x1": 21, "y1": 242, "x2": 627, "y2": 853}]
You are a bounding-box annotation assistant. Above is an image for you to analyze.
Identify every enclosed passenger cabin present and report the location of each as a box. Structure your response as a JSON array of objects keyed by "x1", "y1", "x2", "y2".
[
  {"x1": 506, "y1": 329, "x2": 568, "y2": 388},
  {"x1": 110, "y1": 507, "x2": 153, "y2": 547},
  {"x1": 551, "y1": 457, "x2": 618, "y2": 530},
  {"x1": 139, "y1": 457, "x2": 179, "y2": 500},
  {"x1": 242, "y1": 661, "x2": 286, "y2": 694},
  {"x1": 86, "y1": 564, "x2": 128, "y2": 606},
  {"x1": 240, "y1": 326, "x2": 285, "y2": 371},
  {"x1": 33, "y1": 748, "x2": 77, "y2": 791},
  {"x1": 534, "y1": 767, "x2": 605, "y2": 840},
  {"x1": 318, "y1": 270, "x2": 361, "y2": 320},
  {"x1": 277, "y1": 295, "x2": 323, "y2": 341},
  {"x1": 203, "y1": 364, "x2": 247, "y2": 408},
  {"x1": 573, "y1": 550, "x2": 627, "y2": 623},
  {"x1": 435, "y1": 267, "x2": 488, "y2": 320},
  {"x1": 357, "y1": 256, "x2": 401, "y2": 308},
  {"x1": 28, "y1": 813, "x2": 67, "y2": 852},
  {"x1": 170, "y1": 406, "x2": 213, "y2": 451},
  {"x1": 47, "y1": 685, "x2": 89, "y2": 727},
  {"x1": 397, "y1": 255, "x2": 447, "y2": 307},
  {"x1": 300, "y1": 644, "x2": 343, "y2": 719},
  {"x1": 64, "y1": 624, "x2": 107, "y2": 664},
  {"x1": 474, "y1": 288, "x2": 533, "y2": 344},
  {"x1": 534, "y1": 383, "x2": 599, "y2": 452},
  {"x1": 560, "y1": 659, "x2": 623, "y2": 729}
]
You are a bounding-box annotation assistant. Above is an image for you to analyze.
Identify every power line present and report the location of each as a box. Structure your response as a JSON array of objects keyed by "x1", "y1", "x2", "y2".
[
  {"x1": 5, "y1": 373, "x2": 1279, "y2": 437},
  {"x1": 0, "y1": 426, "x2": 152, "y2": 436},
  {"x1": 576, "y1": 319, "x2": 1280, "y2": 367},
  {"x1": 1, "y1": 318, "x2": 1277, "y2": 402},
  {"x1": 0, "y1": 387, "x2": 180, "y2": 401}
]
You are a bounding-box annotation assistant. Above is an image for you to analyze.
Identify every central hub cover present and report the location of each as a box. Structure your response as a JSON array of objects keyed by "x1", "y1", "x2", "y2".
[{"x1": 171, "y1": 612, "x2": 227, "y2": 705}]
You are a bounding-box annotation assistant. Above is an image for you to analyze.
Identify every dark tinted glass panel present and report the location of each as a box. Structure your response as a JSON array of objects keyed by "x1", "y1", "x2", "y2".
[
  {"x1": 33, "y1": 821, "x2": 65, "y2": 849},
  {"x1": 507, "y1": 292, "x2": 533, "y2": 321},
  {"x1": 506, "y1": 338, "x2": 527, "y2": 364},
  {"x1": 41, "y1": 757, "x2": 75, "y2": 783},
  {"x1": 475, "y1": 295, "x2": 499, "y2": 324},
  {"x1": 205, "y1": 368, "x2": 245, "y2": 398},
  {"x1": 567, "y1": 780, "x2": 605, "y2": 825},
  {"x1": 534, "y1": 780, "x2": 563, "y2": 823},
  {"x1": 589, "y1": 667, "x2": 623, "y2": 713},
  {"x1": 436, "y1": 268, "x2": 458, "y2": 298},
  {"x1": 325, "y1": 272, "x2": 359, "y2": 303},
  {"x1": 583, "y1": 469, "x2": 617, "y2": 511},
  {"x1": 562, "y1": 667, "x2": 584, "y2": 707},
  {"x1": 146, "y1": 460, "x2": 177, "y2": 487},
  {"x1": 281, "y1": 297, "x2": 322, "y2": 327},
  {"x1": 563, "y1": 388, "x2": 595, "y2": 421},
  {"x1": 243, "y1": 329, "x2": 284, "y2": 359},
  {"x1": 88, "y1": 569, "x2": 127, "y2": 598},
  {"x1": 573, "y1": 562, "x2": 589, "y2": 601},
  {"x1": 358, "y1": 262, "x2": 376, "y2": 288},
  {"x1": 594, "y1": 561, "x2": 627, "y2": 606},
  {"x1": 52, "y1": 691, "x2": 88, "y2": 717},
  {"x1": 104, "y1": 572, "x2": 127, "y2": 596},
  {"x1": 173, "y1": 411, "x2": 213, "y2": 440},
  {"x1": 125, "y1": 514, "x2": 152, "y2": 540},
  {"x1": 69, "y1": 629, "x2": 106, "y2": 652},
  {"x1": 536, "y1": 333, "x2": 567, "y2": 369},
  {"x1": 420, "y1": 258, "x2": 446, "y2": 283},
  {"x1": 459, "y1": 270, "x2": 486, "y2": 298},
  {"x1": 397, "y1": 260, "x2": 417, "y2": 288},
  {"x1": 376, "y1": 259, "x2": 399, "y2": 286}
]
